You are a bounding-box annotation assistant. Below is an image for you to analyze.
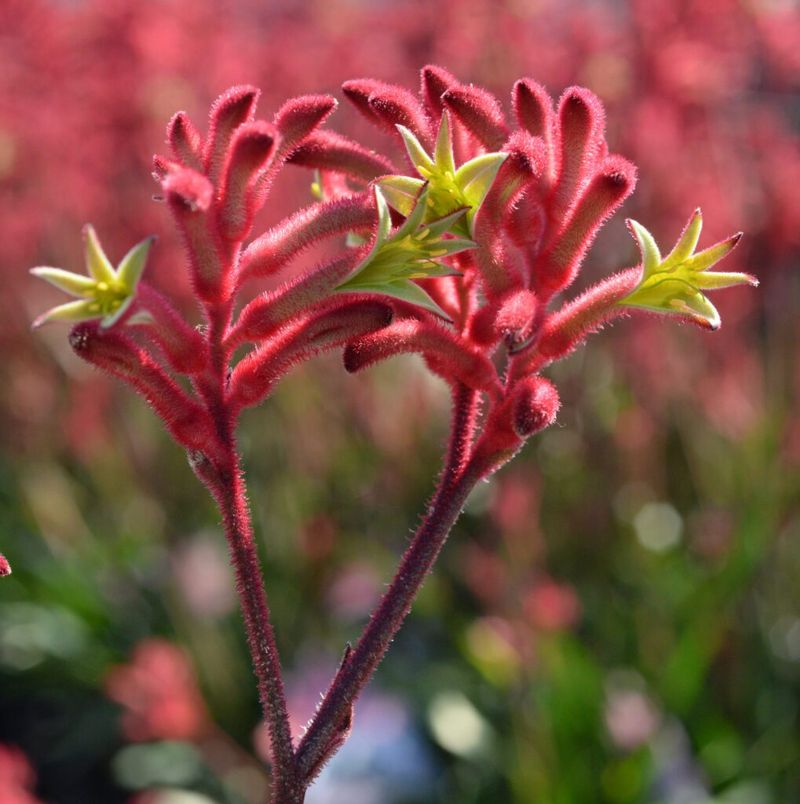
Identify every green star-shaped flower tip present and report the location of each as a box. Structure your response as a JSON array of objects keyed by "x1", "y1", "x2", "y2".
[
  {"x1": 618, "y1": 209, "x2": 757, "y2": 330},
  {"x1": 377, "y1": 114, "x2": 506, "y2": 237},
  {"x1": 31, "y1": 225, "x2": 154, "y2": 329},
  {"x1": 336, "y1": 186, "x2": 476, "y2": 317}
]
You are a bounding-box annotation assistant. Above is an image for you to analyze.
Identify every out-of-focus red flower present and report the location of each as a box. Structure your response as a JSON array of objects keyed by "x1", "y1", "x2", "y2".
[
  {"x1": 105, "y1": 638, "x2": 208, "y2": 742},
  {"x1": 0, "y1": 744, "x2": 40, "y2": 804},
  {"x1": 524, "y1": 579, "x2": 582, "y2": 632},
  {"x1": 6, "y1": 0, "x2": 796, "y2": 453}
]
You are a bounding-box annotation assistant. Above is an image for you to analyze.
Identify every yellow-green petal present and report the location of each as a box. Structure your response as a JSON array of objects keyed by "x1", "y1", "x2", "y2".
[
  {"x1": 377, "y1": 175, "x2": 424, "y2": 217},
  {"x1": 683, "y1": 234, "x2": 742, "y2": 273},
  {"x1": 662, "y1": 208, "x2": 702, "y2": 269},
  {"x1": 627, "y1": 219, "x2": 661, "y2": 276},
  {"x1": 32, "y1": 299, "x2": 99, "y2": 329},
  {"x1": 397, "y1": 125, "x2": 435, "y2": 173},
  {"x1": 101, "y1": 294, "x2": 136, "y2": 328},
  {"x1": 433, "y1": 114, "x2": 456, "y2": 175},
  {"x1": 116, "y1": 235, "x2": 155, "y2": 289},
  {"x1": 30, "y1": 267, "x2": 96, "y2": 298},
  {"x1": 618, "y1": 209, "x2": 753, "y2": 330},
  {"x1": 83, "y1": 224, "x2": 117, "y2": 284},
  {"x1": 454, "y1": 153, "x2": 507, "y2": 204}
]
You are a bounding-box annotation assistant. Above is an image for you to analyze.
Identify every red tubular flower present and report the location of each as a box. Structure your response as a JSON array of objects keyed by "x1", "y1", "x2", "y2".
[
  {"x1": 133, "y1": 285, "x2": 209, "y2": 375},
  {"x1": 471, "y1": 376, "x2": 561, "y2": 478},
  {"x1": 442, "y1": 84, "x2": 510, "y2": 150},
  {"x1": 512, "y1": 79, "x2": 555, "y2": 157},
  {"x1": 343, "y1": 79, "x2": 430, "y2": 144},
  {"x1": 0, "y1": 553, "x2": 10, "y2": 577},
  {"x1": 216, "y1": 121, "x2": 277, "y2": 242},
  {"x1": 166, "y1": 111, "x2": 204, "y2": 171},
  {"x1": 471, "y1": 135, "x2": 546, "y2": 298},
  {"x1": 551, "y1": 87, "x2": 608, "y2": 220},
  {"x1": 161, "y1": 163, "x2": 224, "y2": 301},
  {"x1": 228, "y1": 300, "x2": 393, "y2": 410},
  {"x1": 240, "y1": 194, "x2": 376, "y2": 280},
  {"x1": 344, "y1": 318, "x2": 501, "y2": 396},
  {"x1": 287, "y1": 131, "x2": 396, "y2": 182},
  {"x1": 203, "y1": 85, "x2": 260, "y2": 185},
  {"x1": 273, "y1": 94, "x2": 338, "y2": 157},
  {"x1": 68, "y1": 322, "x2": 221, "y2": 460},
  {"x1": 470, "y1": 288, "x2": 540, "y2": 348},
  {"x1": 230, "y1": 251, "x2": 363, "y2": 346},
  {"x1": 534, "y1": 155, "x2": 637, "y2": 296},
  {"x1": 420, "y1": 65, "x2": 458, "y2": 118},
  {"x1": 522, "y1": 268, "x2": 642, "y2": 372}
]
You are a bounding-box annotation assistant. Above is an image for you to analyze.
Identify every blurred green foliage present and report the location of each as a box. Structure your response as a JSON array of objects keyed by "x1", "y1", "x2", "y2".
[{"x1": 2, "y1": 333, "x2": 799, "y2": 802}]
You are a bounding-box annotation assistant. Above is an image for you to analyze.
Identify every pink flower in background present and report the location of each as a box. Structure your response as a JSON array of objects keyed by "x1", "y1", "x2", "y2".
[
  {"x1": 105, "y1": 639, "x2": 209, "y2": 743},
  {"x1": 524, "y1": 579, "x2": 582, "y2": 632},
  {"x1": 0, "y1": 744, "x2": 40, "y2": 804}
]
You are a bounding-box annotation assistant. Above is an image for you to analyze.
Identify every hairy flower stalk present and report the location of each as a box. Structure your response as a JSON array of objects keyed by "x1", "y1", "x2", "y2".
[{"x1": 31, "y1": 68, "x2": 754, "y2": 802}]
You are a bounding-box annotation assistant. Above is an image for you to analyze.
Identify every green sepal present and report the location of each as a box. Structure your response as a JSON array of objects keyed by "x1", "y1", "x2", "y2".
[
  {"x1": 338, "y1": 279, "x2": 452, "y2": 320},
  {"x1": 377, "y1": 175, "x2": 424, "y2": 217},
  {"x1": 619, "y1": 210, "x2": 755, "y2": 330}
]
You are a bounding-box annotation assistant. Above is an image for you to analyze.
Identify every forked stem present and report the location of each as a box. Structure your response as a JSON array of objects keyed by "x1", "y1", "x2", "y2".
[
  {"x1": 211, "y1": 456, "x2": 300, "y2": 802},
  {"x1": 296, "y1": 385, "x2": 482, "y2": 781},
  {"x1": 202, "y1": 300, "x2": 300, "y2": 802}
]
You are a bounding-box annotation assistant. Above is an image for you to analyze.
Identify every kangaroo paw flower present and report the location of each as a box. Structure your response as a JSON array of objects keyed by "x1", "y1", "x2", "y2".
[
  {"x1": 336, "y1": 186, "x2": 475, "y2": 317},
  {"x1": 379, "y1": 113, "x2": 506, "y2": 236},
  {"x1": 32, "y1": 226, "x2": 153, "y2": 329},
  {"x1": 618, "y1": 209, "x2": 756, "y2": 330}
]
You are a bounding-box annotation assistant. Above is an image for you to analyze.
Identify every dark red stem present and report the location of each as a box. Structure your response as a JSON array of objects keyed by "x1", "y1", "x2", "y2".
[
  {"x1": 201, "y1": 300, "x2": 300, "y2": 803},
  {"x1": 295, "y1": 385, "x2": 482, "y2": 781}
]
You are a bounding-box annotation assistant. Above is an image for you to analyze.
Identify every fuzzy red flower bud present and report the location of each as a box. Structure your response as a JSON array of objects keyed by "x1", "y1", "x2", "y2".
[
  {"x1": 229, "y1": 300, "x2": 393, "y2": 410},
  {"x1": 231, "y1": 252, "x2": 362, "y2": 345},
  {"x1": 511, "y1": 376, "x2": 560, "y2": 437},
  {"x1": 471, "y1": 288, "x2": 540, "y2": 347},
  {"x1": 69, "y1": 322, "x2": 220, "y2": 459},
  {"x1": 0, "y1": 554, "x2": 10, "y2": 577},
  {"x1": 161, "y1": 165, "x2": 225, "y2": 301},
  {"x1": 204, "y1": 85, "x2": 260, "y2": 184},
  {"x1": 344, "y1": 318, "x2": 500, "y2": 394},
  {"x1": 472, "y1": 144, "x2": 544, "y2": 298},
  {"x1": 274, "y1": 94, "x2": 338, "y2": 156},
  {"x1": 512, "y1": 79, "x2": 555, "y2": 149},
  {"x1": 552, "y1": 87, "x2": 607, "y2": 218},
  {"x1": 343, "y1": 80, "x2": 429, "y2": 143},
  {"x1": 241, "y1": 194, "x2": 375, "y2": 279},
  {"x1": 420, "y1": 65, "x2": 458, "y2": 118},
  {"x1": 166, "y1": 111, "x2": 204, "y2": 171},
  {"x1": 472, "y1": 376, "x2": 559, "y2": 477},
  {"x1": 341, "y1": 79, "x2": 385, "y2": 124},
  {"x1": 217, "y1": 121, "x2": 277, "y2": 241},
  {"x1": 288, "y1": 131, "x2": 395, "y2": 182},
  {"x1": 442, "y1": 85, "x2": 509, "y2": 150},
  {"x1": 161, "y1": 163, "x2": 213, "y2": 212},
  {"x1": 135, "y1": 285, "x2": 208, "y2": 374},
  {"x1": 531, "y1": 268, "x2": 641, "y2": 368},
  {"x1": 536, "y1": 156, "x2": 637, "y2": 296}
]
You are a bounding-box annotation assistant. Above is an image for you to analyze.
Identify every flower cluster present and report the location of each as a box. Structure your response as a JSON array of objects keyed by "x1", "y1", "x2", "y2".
[
  {"x1": 30, "y1": 67, "x2": 755, "y2": 488},
  {"x1": 5, "y1": 0, "x2": 796, "y2": 464},
  {"x1": 28, "y1": 69, "x2": 754, "y2": 797}
]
